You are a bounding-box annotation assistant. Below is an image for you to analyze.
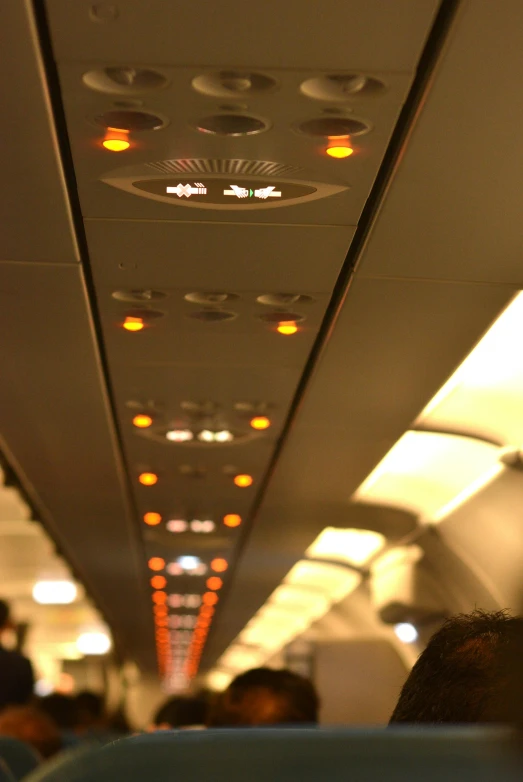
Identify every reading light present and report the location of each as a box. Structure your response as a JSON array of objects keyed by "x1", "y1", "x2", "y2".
[
  {"x1": 148, "y1": 557, "x2": 165, "y2": 571},
  {"x1": 33, "y1": 581, "x2": 77, "y2": 605},
  {"x1": 198, "y1": 430, "x2": 214, "y2": 443},
  {"x1": 211, "y1": 558, "x2": 228, "y2": 573},
  {"x1": 151, "y1": 576, "x2": 166, "y2": 589},
  {"x1": 203, "y1": 592, "x2": 219, "y2": 606},
  {"x1": 144, "y1": 512, "x2": 162, "y2": 526},
  {"x1": 139, "y1": 472, "x2": 158, "y2": 486},
  {"x1": 76, "y1": 632, "x2": 111, "y2": 655},
  {"x1": 223, "y1": 513, "x2": 242, "y2": 528},
  {"x1": 207, "y1": 577, "x2": 223, "y2": 591},
  {"x1": 133, "y1": 414, "x2": 153, "y2": 428},
  {"x1": 102, "y1": 137, "x2": 130, "y2": 152},
  {"x1": 394, "y1": 622, "x2": 419, "y2": 644},
  {"x1": 166, "y1": 429, "x2": 193, "y2": 442},
  {"x1": 166, "y1": 519, "x2": 188, "y2": 533},
  {"x1": 234, "y1": 474, "x2": 253, "y2": 488},
  {"x1": 152, "y1": 591, "x2": 167, "y2": 604},
  {"x1": 277, "y1": 321, "x2": 298, "y2": 335},
  {"x1": 177, "y1": 555, "x2": 202, "y2": 571},
  {"x1": 123, "y1": 316, "x2": 144, "y2": 332},
  {"x1": 214, "y1": 430, "x2": 233, "y2": 443},
  {"x1": 250, "y1": 416, "x2": 271, "y2": 430},
  {"x1": 326, "y1": 145, "x2": 353, "y2": 159}
]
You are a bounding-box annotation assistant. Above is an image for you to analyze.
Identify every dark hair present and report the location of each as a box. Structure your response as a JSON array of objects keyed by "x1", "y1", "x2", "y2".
[
  {"x1": 389, "y1": 609, "x2": 523, "y2": 724},
  {"x1": 0, "y1": 600, "x2": 10, "y2": 628},
  {"x1": 208, "y1": 667, "x2": 319, "y2": 727},
  {"x1": 75, "y1": 690, "x2": 105, "y2": 721},
  {"x1": 153, "y1": 695, "x2": 208, "y2": 728},
  {"x1": 38, "y1": 693, "x2": 77, "y2": 729}
]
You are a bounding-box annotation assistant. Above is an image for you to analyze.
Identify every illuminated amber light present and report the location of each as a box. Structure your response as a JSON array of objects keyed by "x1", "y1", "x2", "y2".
[
  {"x1": 203, "y1": 592, "x2": 219, "y2": 606},
  {"x1": 211, "y1": 558, "x2": 228, "y2": 573},
  {"x1": 139, "y1": 472, "x2": 158, "y2": 486},
  {"x1": 150, "y1": 575, "x2": 166, "y2": 589},
  {"x1": 144, "y1": 512, "x2": 162, "y2": 526},
  {"x1": 206, "y1": 577, "x2": 223, "y2": 591},
  {"x1": 123, "y1": 316, "x2": 144, "y2": 332},
  {"x1": 153, "y1": 605, "x2": 167, "y2": 616},
  {"x1": 148, "y1": 557, "x2": 165, "y2": 571},
  {"x1": 200, "y1": 605, "x2": 215, "y2": 618},
  {"x1": 277, "y1": 321, "x2": 298, "y2": 335},
  {"x1": 155, "y1": 617, "x2": 168, "y2": 627},
  {"x1": 234, "y1": 474, "x2": 253, "y2": 488},
  {"x1": 223, "y1": 513, "x2": 242, "y2": 528},
  {"x1": 133, "y1": 414, "x2": 153, "y2": 429},
  {"x1": 152, "y1": 591, "x2": 167, "y2": 604},
  {"x1": 326, "y1": 145, "x2": 354, "y2": 159},
  {"x1": 250, "y1": 416, "x2": 271, "y2": 430}
]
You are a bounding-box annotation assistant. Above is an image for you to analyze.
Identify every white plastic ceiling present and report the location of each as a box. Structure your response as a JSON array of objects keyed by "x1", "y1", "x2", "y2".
[{"x1": 1, "y1": 0, "x2": 522, "y2": 677}]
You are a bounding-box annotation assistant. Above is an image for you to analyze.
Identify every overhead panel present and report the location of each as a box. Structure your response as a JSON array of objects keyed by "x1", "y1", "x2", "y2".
[{"x1": 44, "y1": 0, "x2": 440, "y2": 685}]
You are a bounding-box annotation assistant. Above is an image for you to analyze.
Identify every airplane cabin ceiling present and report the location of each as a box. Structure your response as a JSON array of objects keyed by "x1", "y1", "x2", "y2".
[{"x1": 2, "y1": 0, "x2": 521, "y2": 681}]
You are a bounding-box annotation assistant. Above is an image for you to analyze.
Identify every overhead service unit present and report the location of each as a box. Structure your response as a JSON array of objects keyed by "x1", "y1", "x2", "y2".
[{"x1": 101, "y1": 158, "x2": 349, "y2": 211}]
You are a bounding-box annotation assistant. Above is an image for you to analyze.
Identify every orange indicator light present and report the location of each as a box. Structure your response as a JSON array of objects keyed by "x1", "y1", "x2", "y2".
[
  {"x1": 123, "y1": 316, "x2": 144, "y2": 332},
  {"x1": 326, "y1": 145, "x2": 353, "y2": 159},
  {"x1": 133, "y1": 414, "x2": 153, "y2": 428},
  {"x1": 277, "y1": 321, "x2": 298, "y2": 335},
  {"x1": 210, "y1": 558, "x2": 228, "y2": 573},
  {"x1": 234, "y1": 474, "x2": 253, "y2": 488},
  {"x1": 148, "y1": 557, "x2": 165, "y2": 571},
  {"x1": 206, "y1": 577, "x2": 223, "y2": 591},
  {"x1": 139, "y1": 472, "x2": 158, "y2": 486},
  {"x1": 144, "y1": 512, "x2": 162, "y2": 526},
  {"x1": 250, "y1": 416, "x2": 271, "y2": 430}
]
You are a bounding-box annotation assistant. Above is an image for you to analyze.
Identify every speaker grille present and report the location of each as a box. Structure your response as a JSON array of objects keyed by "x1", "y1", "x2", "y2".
[{"x1": 145, "y1": 159, "x2": 302, "y2": 177}]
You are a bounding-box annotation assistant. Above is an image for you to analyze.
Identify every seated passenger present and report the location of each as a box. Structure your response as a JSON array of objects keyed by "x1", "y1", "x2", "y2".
[
  {"x1": 0, "y1": 706, "x2": 61, "y2": 758},
  {"x1": 37, "y1": 694, "x2": 76, "y2": 731},
  {"x1": 207, "y1": 667, "x2": 319, "y2": 727},
  {"x1": 152, "y1": 695, "x2": 208, "y2": 730},
  {"x1": 0, "y1": 600, "x2": 34, "y2": 711},
  {"x1": 389, "y1": 609, "x2": 523, "y2": 724},
  {"x1": 74, "y1": 691, "x2": 106, "y2": 735}
]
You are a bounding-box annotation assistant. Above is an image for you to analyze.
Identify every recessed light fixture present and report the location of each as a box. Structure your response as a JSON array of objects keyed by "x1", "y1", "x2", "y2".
[
  {"x1": 76, "y1": 632, "x2": 111, "y2": 656},
  {"x1": 214, "y1": 430, "x2": 234, "y2": 443},
  {"x1": 148, "y1": 557, "x2": 165, "y2": 571},
  {"x1": 143, "y1": 512, "x2": 162, "y2": 526},
  {"x1": 102, "y1": 137, "x2": 130, "y2": 152},
  {"x1": 150, "y1": 576, "x2": 167, "y2": 589},
  {"x1": 394, "y1": 622, "x2": 419, "y2": 644},
  {"x1": 123, "y1": 316, "x2": 144, "y2": 332},
  {"x1": 166, "y1": 519, "x2": 188, "y2": 533},
  {"x1": 326, "y1": 145, "x2": 354, "y2": 159},
  {"x1": 133, "y1": 414, "x2": 153, "y2": 428},
  {"x1": 250, "y1": 416, "x2": 271, "y2": 430},
  {"x1": 223, "y1": 514, "x2": 242, "y2": 528},
  {"x1": 32, "y1": 581, "x2": 77, "y2": 605},
  {"x1": 190, "y1": 520, "x2": 215, "y2": 533},
  {"x1": 234, "y1": 474, "x2": 253, "y2": 488},
  {"x1": 207, "y1": 577, "x2": 223, "y2": 591},
  {"x1": 277, "y1": 321, "x2": 298, "y2": 335},
  {"x1": 211, "y1": 558, "x2": 228, "y2": 573},
  {"x1": 139, "y1": 472, "x2": 158, "y2": 486},
  {"x1": 166, "y1": 429, "x2": 193, "y2": 442},
  {"x1": 198, "y1": 430, "x2": 214, "y2": 443}
]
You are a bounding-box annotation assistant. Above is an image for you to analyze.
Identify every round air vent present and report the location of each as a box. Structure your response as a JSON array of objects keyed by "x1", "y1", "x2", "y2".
[
  {"x1": 256, "y1": 294, "x2": 315, "y2": 306},
  {"x1": 83, "y1": 67, "x2": 169, "y2": 95},
  {"x1": 184, "y1": 292, "x2": 239, "y2": 305},
  {"x1": 187, "y1": 310, "x2": 237, "y2": 322},
  {"x1": 112, "y1": 289, "x2": 167, "y2": 303},
  {"x1": 181, "y1": 401, "x2": 218, "y2": 415},
  {"x1": 195, "y1": 114, "x2": 269, "y2": 136},
  {"x1": 94, "y1": 110, "x2": 167, "y2": 131},
  {"x1": 297, "y1": 116, "x2": 371, "y2": 138},
  {"x1": 300, "y1": 74, "x2": 385, "y2": 102},
  {"x1": 257, "y1": 311, "x2": 305, "y2": 324},
  {"x1": 192, "y1": 71, "x2": 277, "y2": 99}
]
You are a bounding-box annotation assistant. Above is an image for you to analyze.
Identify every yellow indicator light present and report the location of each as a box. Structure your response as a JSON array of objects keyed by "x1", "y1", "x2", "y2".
[
  {"x1": 234, "y1": 474, "x2": 253, "y2": 488},
  {"x1": 139, "y1": 472, "x2": 158, "y2": 486},
  {"x1": 211, "y1": 558, "x2": 228, "y2": 573},
  {"x1": 250, "y1": 416, "x2": 271, "y2": 430},
  {"x1": 326, "y1": 146, "x2": 354, "y2": 159},
  {"x1": 206, "y1": 577, "x2": 223, "y2": 591},
  {"x1": 144, "y1": 512, "x2": 162, "y2": 526},
  {"x1": 223, "y1": 513, "x2": 242, "y2": 528},
  {"x1": 123, "y1": 316, "x2": 144, "y2": 332},
  {"x1": 148, "y1": 557, "x2": 165, "y2": 572},
  {"x1": 102, "y1": 138, "x2": 130, "y2": 152},
  {"x1": 277, "y1": 321, "x2": 298, "y2": 335},
  {"x1": 133, "y1": 414, "x2": 153, "y2": 428}
]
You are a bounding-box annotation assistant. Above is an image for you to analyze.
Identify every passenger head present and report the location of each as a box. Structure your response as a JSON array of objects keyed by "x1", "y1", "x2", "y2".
[
  {"x1": 389, "y1": 609, "x2": 523, "y2": 724},
  {"x1": 0, "y1": 600, "x2": 12, "y2": 633},
  {"x1": 153, "y1": 695, "x2": 208, "y2": 729},
  {"x1": 38, "y1": 693, "x2": 77, "y2": 730},
  {"x1": 207, "y1": 667, "x2": 319, "y2": 727},
  {"x1": 0, "y1": 706, "x2": 61, "y2": 758},
  {"x1": 74, "y1": 691, "x2": 105, "y2": 732}
]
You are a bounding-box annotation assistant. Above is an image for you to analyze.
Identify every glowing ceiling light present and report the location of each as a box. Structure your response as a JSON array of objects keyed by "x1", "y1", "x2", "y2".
[
  {"x1": 32, "y1": 580, "x2": 77, "y2": 605},
  {"x1": 139, "y1": 472, "x2": 158, "y2": 486},
  {"x1": 198, "y1": 430, "x2": 215, "y2": 443},
  {"x1": 234, "y1": 474, "x2": 253, "y2": 488},
  {"x1": 326, "y1": 145, "x2": 353, "y2": 159},
  {"x1": 151, "y1": 575, "x2": 167, "y2": 589},
  {"x1": 143, "y1": 512, "x2": 162, "y2": 526},
  {"x1": 394, "y1": 622, "x2": 419, "y2": 644},
  {"x1": 152, "y1": 591, "x2": 167, "y2": 604},
  {"x1": 166, "y1": 519, "x2": 188, "y2": 533},
  {"x1": 177, "y1": 555, "x2": 201, "y2": 571},
  {"x1": 202, "y1": 592, "x2": 219, "y2": 606},
  {"x1": 206, "y1": 577, "x2": 223, "y2": 591},
  {"x1": 191, "y1": 520, "x2": 215, "y2": 533},
  {"x1": 250, "y1": 416, "x2": 271, "y2": 430},
  {"x1": 166, "y1": 429, "x2": 193, "y2": 442},
  {"x1": 76, "y1": 632, "x2": 111, "y2": 655},
  {"x1": 133, "y1": 414, "x2": 153, "y2": 428},
  {"x1": 214, "y1": 430, "x2": 233, "y2": 443},
  {"x1": 306, "y1": 527, "x2": 385, "y2": 567},
  {"x1": 277, "y1": 321, "x2": 298, "y2": 335},
  {"x1": 102, "y1": 137, "x2": 130, "y2": 152},
  {"x1": 123, "y1": 316, "x2": 144, "y2": 331},
  {"x1": 207, "y1": 670, "x2": 232, "y2": 692},
  {"x1": 223, "y1": 513, "x2": 242, "y2": 528},
  {"x1": 211, "y1": 558, "x2": 228, "y2": 573},
  {"x1": 148, "y1": 557, "x2": 165, "y2": 571},
  {"x1": 353, "y1": 430, "x2": 502, "y2": 522}
]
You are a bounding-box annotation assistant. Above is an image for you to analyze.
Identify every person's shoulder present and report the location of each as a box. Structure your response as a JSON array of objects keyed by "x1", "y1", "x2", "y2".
[{"x1": 0, "y1": 646, "x2": 31, "y2": 666}]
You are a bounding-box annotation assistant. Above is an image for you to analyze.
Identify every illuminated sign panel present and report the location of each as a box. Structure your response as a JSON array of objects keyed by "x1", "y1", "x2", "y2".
[{"x1": 134, "y1": 178, "x2": 317, "y2": 205}]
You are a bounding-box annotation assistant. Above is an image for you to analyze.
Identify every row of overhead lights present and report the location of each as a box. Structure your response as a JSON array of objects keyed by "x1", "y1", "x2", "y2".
[
  {"x1": 148, "y1": 556, "x2": 228, "y2": 574},
  {"x1": 122, "y1": 315, "x2": 299, "y2": 335},
  {"x1": 138, "y1": 471, "x2": 253, "y2": 487},
  {"x1": 144, "y1": 514, "x2": 242, "y2": 529}
]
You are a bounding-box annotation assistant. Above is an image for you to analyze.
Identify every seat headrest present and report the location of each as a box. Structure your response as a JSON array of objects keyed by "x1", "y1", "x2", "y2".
[
  {"x1": 22, "y1": 727, "x2": 523, "y2": 782},
  {"x1": 0, "y1": 737, "x2": 39, "y2": 780}
]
